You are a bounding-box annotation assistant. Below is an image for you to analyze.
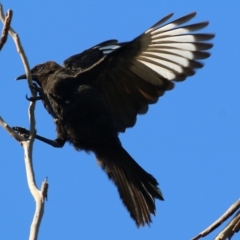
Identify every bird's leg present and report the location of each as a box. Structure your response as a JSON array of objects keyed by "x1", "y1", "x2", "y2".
[{"x1": 13, "y1": 126, "x2": 65, "y2": 148}]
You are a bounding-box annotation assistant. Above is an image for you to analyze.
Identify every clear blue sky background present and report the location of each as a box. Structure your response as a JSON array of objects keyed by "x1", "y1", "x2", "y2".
[{"x1": 0, "y1": 1, "x2": 239, "y2": 240}]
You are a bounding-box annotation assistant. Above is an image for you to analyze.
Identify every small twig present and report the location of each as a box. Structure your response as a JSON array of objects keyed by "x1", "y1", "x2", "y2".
[
  {"x1": 192, "y1": 199, "x2": 240, "y2": 240},
  {"x1": 0, "y1": 115, "x2": 25, "y2": 142},
  {"x1": 233, "y1": 214, "x2": 240, "y2": 232},
  {"x1": 0, "y1": 9, "x2": 12, "y2": 50},
  {"x1": 41, "y1": 178, "x2": 49, "y2": 201}
]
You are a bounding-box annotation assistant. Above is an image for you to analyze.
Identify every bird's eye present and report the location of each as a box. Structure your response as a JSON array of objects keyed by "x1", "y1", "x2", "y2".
[{"x1": 36, "y1": 66, "x2": 42, "y2": 71}]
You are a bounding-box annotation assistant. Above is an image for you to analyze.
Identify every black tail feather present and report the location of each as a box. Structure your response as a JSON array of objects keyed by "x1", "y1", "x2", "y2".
[{"x1": 95, "y1": 145, "x2": 163, "y2": 226}]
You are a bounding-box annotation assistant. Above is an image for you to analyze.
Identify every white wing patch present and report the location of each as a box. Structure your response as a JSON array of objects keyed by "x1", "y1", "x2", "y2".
[
  {"x1": 138, "y1": 59, "x2": 177, "y2": 80},
  {"x1": 136, "y1": 12, "x2": 214, "y2": 81},
  {"x1": 148, "y1": 43, "x2": 199, "y2": 51},
  {"x1": 99, "y1": 45, "x2": 121, "y2": 55}
]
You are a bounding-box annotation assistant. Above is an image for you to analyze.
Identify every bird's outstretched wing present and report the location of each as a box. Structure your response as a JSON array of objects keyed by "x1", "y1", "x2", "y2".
[{"x1": 66, "y1": 12, "x2": 215, "y2": 132}]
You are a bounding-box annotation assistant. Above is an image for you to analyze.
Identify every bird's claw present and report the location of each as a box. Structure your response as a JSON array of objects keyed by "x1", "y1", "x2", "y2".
[
  {"x1": 26, "y1": 94, "x2": 42, "y2": 102},
  {"x1": 26, "y1": 83, "x2": 43, "y2": 101},
  {"x1": 29, "y1": 83, "x2": 42, "y2": 93},
  {"x1": 13, "y1": 126, "x2": 30, "y2": 138}
]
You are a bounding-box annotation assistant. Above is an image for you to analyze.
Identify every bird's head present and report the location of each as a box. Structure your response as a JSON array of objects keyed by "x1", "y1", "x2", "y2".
[{"x1": 16, "y1": 61, "x2": 62, "y2": 86}]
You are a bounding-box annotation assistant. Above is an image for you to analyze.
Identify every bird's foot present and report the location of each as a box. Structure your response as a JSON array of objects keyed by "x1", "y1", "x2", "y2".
[
  {"x1": 26, "y1": 83, "x2": 43, "y2": 101},
  {"x1": 13, "y1": 126, "x2": 30, "y2": 138},
  {"x1": 26, "y1": 94, "x2": 43, "y2": 102}
]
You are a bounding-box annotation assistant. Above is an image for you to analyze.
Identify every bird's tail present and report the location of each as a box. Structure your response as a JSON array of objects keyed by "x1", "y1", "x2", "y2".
[{"x1": 95, "y1": 145, "x2": 163, "y2": 227}]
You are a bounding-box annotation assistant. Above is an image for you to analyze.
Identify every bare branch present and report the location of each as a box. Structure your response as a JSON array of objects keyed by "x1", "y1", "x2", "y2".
[
  {"x1": 0, "y1": 9, "x2": 12, "y2": 50},
  {"x1": 0, "y1": 4, "x2": 48, "y2": 240},
  {"x1": 0, "y1": 115, "x2": 25, "y2": 142},
  {"x1": 215, "y1": 210, "x2": 240, "y2": 240},
  {"x1": 192, "y1": 199, "x2": 240, "y2": 240}
]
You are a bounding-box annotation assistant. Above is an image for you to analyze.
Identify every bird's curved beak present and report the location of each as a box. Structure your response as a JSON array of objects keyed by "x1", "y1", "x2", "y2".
[
  {"x1": 16, "y1": 73, "x2": 38, "y2": 81},
  {"x1": 16, "y1": 73, "x2": 27, "y2": 80}
]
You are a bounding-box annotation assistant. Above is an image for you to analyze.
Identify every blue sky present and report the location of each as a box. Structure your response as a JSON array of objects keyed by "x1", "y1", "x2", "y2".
[{"x1": 0, "y1": 1, "x2": 239, "y2": 240}]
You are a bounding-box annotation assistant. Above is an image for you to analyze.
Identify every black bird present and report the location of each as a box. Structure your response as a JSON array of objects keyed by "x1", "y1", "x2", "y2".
[{"x1": 16, "y1": 12, "x2": 214, "y2": 226}]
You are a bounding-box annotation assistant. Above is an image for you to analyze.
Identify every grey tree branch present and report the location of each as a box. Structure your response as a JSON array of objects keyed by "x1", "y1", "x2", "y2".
[
  {"x1": 0, "y1": 4, "x2": 48, "y2": 240},
  {"x1": 0, "y1": 116, "x2": 25, "y2": 142},
  {"x1": 192, "y1": 199, "x2": 240, "y2": 240},
  {"x1": 215, "y1": 210, "x2": 240, "y2": 240}
]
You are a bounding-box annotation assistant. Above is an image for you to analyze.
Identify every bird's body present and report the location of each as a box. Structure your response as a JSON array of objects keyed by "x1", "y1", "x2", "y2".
[
  {"x1": 16, "y1": 12, "x2": 214, "y2": 226},
  {"x1": 50, "y1": 79, "x2": 120, "y2": 152},
  {"x1": 25, "y1": 64, "x2": 164, "y2": 225}
]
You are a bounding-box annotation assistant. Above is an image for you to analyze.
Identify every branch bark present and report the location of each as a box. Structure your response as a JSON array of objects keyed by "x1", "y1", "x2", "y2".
[
  {"x1": 0, "y1": 4, "x2": 48, "y2": 240},
  {"x1": 0, "y1": 8, "x2": 12, "y2": 50},
  {"x1": 192, "y1": 199, "x2": 240, "y2": 240}
]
